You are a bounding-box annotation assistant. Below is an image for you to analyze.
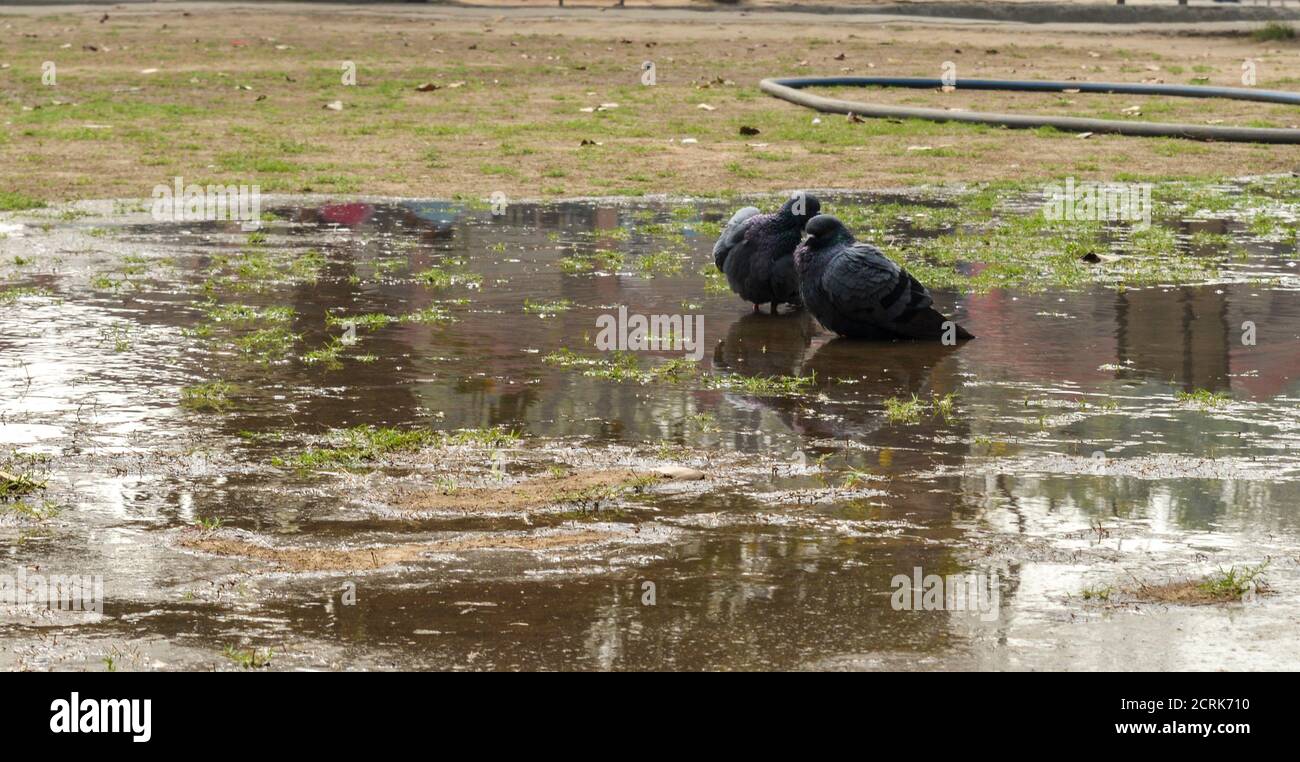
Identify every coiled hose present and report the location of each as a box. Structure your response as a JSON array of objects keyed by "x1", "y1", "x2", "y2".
[{"x1": 759, "y1": 77, "x2": 1300, "y2": 143}]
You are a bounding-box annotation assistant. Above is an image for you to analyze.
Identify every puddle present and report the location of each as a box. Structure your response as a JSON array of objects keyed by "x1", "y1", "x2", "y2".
[{"x1": 2, "y1": 186, "x2": 1299, "y2": 670}]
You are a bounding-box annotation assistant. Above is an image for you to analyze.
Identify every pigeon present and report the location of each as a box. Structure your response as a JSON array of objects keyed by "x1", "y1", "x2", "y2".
[
  {"x1": 713, "y1": 193, "x2": 821, "y2": 313},
  {"x1": 794, "y1": 215, "x2": 973, "y2": 341}
]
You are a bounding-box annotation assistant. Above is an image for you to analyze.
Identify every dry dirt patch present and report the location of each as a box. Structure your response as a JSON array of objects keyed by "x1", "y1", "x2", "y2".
[
  {"x1": 177, "y1": 528, "x2": 622, "y2": 573},
  {"x1": 389, "y1": 466, "x2": 705, "y2": 513}
]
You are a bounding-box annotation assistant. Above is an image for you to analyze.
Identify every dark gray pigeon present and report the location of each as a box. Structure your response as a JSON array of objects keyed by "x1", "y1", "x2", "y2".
[
  {"x1": 713, "y1": 193, "x2": 821, "y2": 313},
  {"x1": 794, "y1": 215, "x2": 973, "y2": 342}
]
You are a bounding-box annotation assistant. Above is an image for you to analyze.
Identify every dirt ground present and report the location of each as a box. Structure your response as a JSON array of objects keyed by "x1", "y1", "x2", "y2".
[
  {"x1": 0, "y1": 3, "x2": 1297, "y2": 204},
  {"x1": 176, "y1": 527, "x2": 622, "y2": 572}
]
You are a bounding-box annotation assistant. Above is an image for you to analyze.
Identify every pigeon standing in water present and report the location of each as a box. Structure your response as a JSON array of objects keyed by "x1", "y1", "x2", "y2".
[
  {"x1": 794, "y1": 215, "x2": 973, "y2": 341},
  {"x1": 713, "y1": 193, "x2": 821, "y2": 313}
]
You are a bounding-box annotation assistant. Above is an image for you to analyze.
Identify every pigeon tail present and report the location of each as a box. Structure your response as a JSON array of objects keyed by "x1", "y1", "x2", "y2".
[{"x1": 892, "y1": 306, "x2": 975, "y2": 342}]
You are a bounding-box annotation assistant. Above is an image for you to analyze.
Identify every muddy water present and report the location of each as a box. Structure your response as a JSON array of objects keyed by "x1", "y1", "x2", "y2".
[{"x1": 2, "y1": 193, "x2": 1299, "y2": 671}]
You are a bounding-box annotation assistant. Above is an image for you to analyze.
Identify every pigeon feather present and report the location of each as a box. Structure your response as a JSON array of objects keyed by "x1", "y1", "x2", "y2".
[
  {"x1": 712, "y1": 194, "x2": 820, "y2": 311},
  {"x1": 795, "y1": 215, "x2": 973, "y2": 341}
]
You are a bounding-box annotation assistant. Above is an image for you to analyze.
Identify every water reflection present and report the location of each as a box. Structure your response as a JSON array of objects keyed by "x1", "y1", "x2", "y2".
[{"x1": 2, "y1": 193, "x2": 1298, "y2": 670}]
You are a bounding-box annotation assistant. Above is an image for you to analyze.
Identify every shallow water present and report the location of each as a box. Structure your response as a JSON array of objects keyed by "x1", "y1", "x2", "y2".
[{"x1": 2, "y1": 192, "x2": 1299, "y2": 671}]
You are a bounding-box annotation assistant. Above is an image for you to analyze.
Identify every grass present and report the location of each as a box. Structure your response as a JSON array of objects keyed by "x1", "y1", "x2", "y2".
[
  {"x1": 692, "y1": 262, "x2": 727, "y2": 293},
  {"x1": 1253, "y1": 23, "x2": 1296, "y2": 42},
  {"x1": 99, "y1": 325, "x2": 133, "y2": 353},
  {"x1": 0, "y1": 10, "x2": 1297, "y2": 207},
  {"x1": 0, "y1": 191, "x2": 45, "y2": 211},
  {"x1": 548, "y1": 474, "x2": 662, "y2": 515},
  {"x1": 543, "y1": 348, "x2": 813, "y2": 396},
  {"x1": 898, "y1": 206, "x2": 1174, "y2": 292},
  {"x1": 523, "y1": 298, "x2": 573, "y2": 316},
  {"x1": 436, "y1": 427, "x2": 522, "y2": 448},
  {"x1": 1198, "y1": 562, "x2": 1269, "y2": 600},
  {"x1": 238, "y1": 429, "x2": 283, "y2": 442},
  {"x1": 637, "y1": 249, "x2": 686, "y2": 277},
  {"x1": 812, "y1": 177, "x2": 1300, "y2": 293},
  {"x1": 543, "y1": 349, "x2": 656, "y2": 383},
  {"x1": 274, "y1": 425, "x2": 520, "y2": 471},
  {"x1": 203, "y1": 248, "x2": 325, "y2": 294},
  {"x1": 0, "y1": 287, "x2": 52, "y2": 306},
  {"x1": 1176, "y1": 388, "x2": 1231, "y2": 408},
  {"x1": 931, "y1": 393, "x2": 957, "y2": 423},
  {"x1": 972, "y1": 435, "x2": 1007, "y2": 455},
  {"x1": 326, "y1": 312, "x2": 395, "y2": 332},
  {"x1": 202, "y1": 303, "x2": 296, "y2": 326},
  {"x1": 223, "y1": 645, "x2": 273, "y2": 669},
  {"x1": 1124, "y1": 561, "x2": 1270, "y2": 605},
  {"x1": 280, "y1": 426, "x2": 437, "y2": 469},
  {"x1": 884, "y1": 393, "x2": 957, "y2": 424},
  {"x1": 841, "y1": 469, "x2": 876, "y2": 489},
  {"x1": 233, "y1": 327, "x2": 300, "y2": 363},
  {"x1": 180, "y1": 381, "x2": 236, "y2": 412},
  {"x1": 559, "y1": 249, "x2": 624, "y2": 274},
  {"x1": 884, "y1": 395, "x2": 927, "y2": 424},
  {"x1": 415, "y1": 263, "x2": 482, "y2": 288},
  {"x1": 302, "y1": 336, "x2": 366, "y2": 369},
  {"x1": 0, "y1": 469, "x2": 45, "y2": 502},
  {"x1": 5, "y1": 500, "x2": 61, "y2": 521},
  {"x1": 402, "y1": 305, "x2": 456, "y2": 324},
  {"x1": 552, "y1": 504, "x2": 635, "y2": 522},
  {"x1": 701, "y1": 371, "x2": 815, "y2": 396},
  {"x1": 1, "y1": 454, "x2": 53, "y2": 521}
]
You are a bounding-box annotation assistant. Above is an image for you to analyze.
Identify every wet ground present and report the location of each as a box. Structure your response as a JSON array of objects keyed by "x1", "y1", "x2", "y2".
[{"x1": 2, "y1": 187, "x2": 1299, "y2": 671}]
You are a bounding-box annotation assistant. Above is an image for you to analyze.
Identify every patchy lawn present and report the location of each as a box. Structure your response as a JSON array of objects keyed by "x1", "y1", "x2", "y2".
[{"x1": 0, "y1": 5, "x2": 1297, "y2": 204}]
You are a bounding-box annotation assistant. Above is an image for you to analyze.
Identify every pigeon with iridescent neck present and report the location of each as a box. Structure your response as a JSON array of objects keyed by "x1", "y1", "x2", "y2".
[
  {"x1": 713, "y1": 193, "x2": 821, "y2": 314},
  {"x1": 794, "y1": 215, "x2": 973, "y2": 341}
]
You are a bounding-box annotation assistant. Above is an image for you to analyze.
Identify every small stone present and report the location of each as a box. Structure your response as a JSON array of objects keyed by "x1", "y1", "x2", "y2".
[{"x1": 652, "y1": 466, "x2": 705, "y2": 481}]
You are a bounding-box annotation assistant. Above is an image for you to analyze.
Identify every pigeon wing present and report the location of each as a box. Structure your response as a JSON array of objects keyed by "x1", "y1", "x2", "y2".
[
  {"x1": 824, "y1": 243, "x2": 969, "y2": 340},
  {"x1": 714, "y1": 206, "x2": 761, "y2": 271},
  {"x1": 820, "y1": 242, "x2": 926, "y2": 324}
]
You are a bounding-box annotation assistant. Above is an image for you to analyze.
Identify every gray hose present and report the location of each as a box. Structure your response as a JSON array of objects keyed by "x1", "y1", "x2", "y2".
[{"x1": 760, "y1": 77, "x2": 1300, "y2": 143}]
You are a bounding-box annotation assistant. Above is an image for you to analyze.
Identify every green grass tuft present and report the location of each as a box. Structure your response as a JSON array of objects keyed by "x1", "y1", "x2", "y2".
[
  {"x1": 0, "y1": 192, "x2": 45, "y2": 211},
  {"x1": 1253, "y1": 22, "x2": 1296, "y2": 42},
  {"x1": 274, "y1": 425, "x2": 520, "y2": 471},
  {"x1": 1199, "y1": 562, "x2": 1269, "y2": 600},
  {"x1": 180, "y1": 381, "x2": 236, "y2": 412}
]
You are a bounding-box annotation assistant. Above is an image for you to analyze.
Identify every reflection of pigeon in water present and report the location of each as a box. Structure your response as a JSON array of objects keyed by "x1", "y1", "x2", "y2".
[
  {"x1": 713, "y1": 194, "x2": 821, "y2": 314},
  {"x1": 713, "y1": 311, "x2": 817, "y2": 378},
  {"x1": 795, "y1": 215, "x2": 973, "y2": 341}
]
